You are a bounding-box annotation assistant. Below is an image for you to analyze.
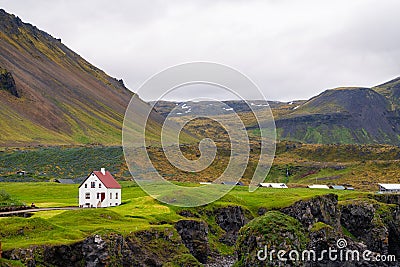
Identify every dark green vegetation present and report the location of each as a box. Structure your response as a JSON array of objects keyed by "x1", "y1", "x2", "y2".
[
  {"x1": 0, "y1": 189, "x2": 24, "y2": 207},
  {"x1": 0, "y1": 146, "x2": 128, "y2": 181}
]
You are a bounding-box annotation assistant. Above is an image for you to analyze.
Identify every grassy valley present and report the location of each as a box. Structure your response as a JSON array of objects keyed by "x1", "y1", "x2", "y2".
[{"x1": 0, "y1": 181, "x2": 368, "y2": 252}]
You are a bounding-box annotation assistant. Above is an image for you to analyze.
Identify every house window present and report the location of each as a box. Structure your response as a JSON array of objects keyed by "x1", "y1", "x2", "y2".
[
  {"x1": 99, "y1": 183, "x2": 102, "y2": 188},
  {"x1": 91, "y1": 182, "x2": 95, "y2": 188},
  {"x1": 116, "y1": 192, "x2": 118, "y2": 199},
  {"x1": 115, "y1": 203, "x2": 118, "y2": 206},
  {"x1": 85, "y1": 193, "x2": 90, "y2": 199},
  {"x1": 85, "y1": 184, "x2": 87, "y2": 188},
  {"x1": 110, "y1": 192, "x2": 112, "y2": 199},
  {"x1": 97, "y1": 193, "x2": 100, "y2": 199}
]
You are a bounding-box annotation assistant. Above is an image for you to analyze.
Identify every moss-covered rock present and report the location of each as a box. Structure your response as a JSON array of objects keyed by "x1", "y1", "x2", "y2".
[
  {"x1": 214, "y1": 205, "x2": 252, "y2": 246},
  {"x1": 340, "y1": 199, "x2": 397, "y2": 256},
  {"x1": 4, "y1": 228, "x2": 196, "y2": 267},
  {"x1": 235, "y1": 211, "x2": 308, "y2": 267},
  {"x1": 175, "y1": 220, "x2": 210, "y2": 264},
  {"x1": 281, "y1": 193, "x2": 340, "y2": 230}
]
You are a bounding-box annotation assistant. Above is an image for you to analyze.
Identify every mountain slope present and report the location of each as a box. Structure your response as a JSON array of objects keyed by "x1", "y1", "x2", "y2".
[
  {"x1": 274, "y1": 87, "x2": 400, "y2": 144},
  {"x1": 0, "y1": 9, "x2": 176, "y2": 146},
  {"x1": 373, "y1": 76, "x2": 400, "y2": 110}
]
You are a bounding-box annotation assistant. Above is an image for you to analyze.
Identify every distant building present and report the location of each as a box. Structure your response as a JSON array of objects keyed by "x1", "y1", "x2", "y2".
[
  {"x1": 346, "y1": 187, "x2": 355, "y2": 191},
  {"x1": 55, "y1": 179, "x2": 75, "y2": 184},
  {"x1": 308, "y1": 184, "x2": 330, "y2": 189},
  {"x1": 330, "y1": 185, "x2": 346, "y2": 190},
  {"x1": 199, "y1": 182, "x2": 212, "y2": 185},
  {"x1": 221, "y1": 181, "x2": 244, "y2": 186},
  {"x1": 378, "y1": 184, "x2": 400, "y2": 193},
  {"x1": 259, "y1": 183, "x2": 288, "y2": 189},
  {"x1": 78, "y1": 168, "x2": 121, "y2": 208},
  {"x1": 16, "y1": 171, "x2": 26, "y2": 176}
]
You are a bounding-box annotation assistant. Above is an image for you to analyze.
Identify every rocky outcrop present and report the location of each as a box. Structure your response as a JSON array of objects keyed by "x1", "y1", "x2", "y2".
[
  {"x1": 4, "y1": 228, "x2": 200, "y2": 267},
  {"x1": 372, "y1": 194, "x2": 400, "y2": 206},
  {"x1": 281, "y1": 193, "x2": 340, "y2": 230},
  {"x1": 236, "y1": 194, "x2": 400, "y2": 267},
  {"x1": 0, "y1": 68, "x2": 19, "y2": 97},
  {"x1": 387, "y1": 206, "x2": 400, "y2": 258},
  {"x1": 340, "y1": 201, "x2": 389, "y2": 254},
  {"x1": 175, "y1": 219, "x2": 210, "y2": 264},
  {"x1": 178, "y1": 209, "x2": 199, "y2": 218},
  {"x1": 214, "y1": 206, "x2": 251, "y2": 245},
  {"x1": 236, "y1": 211, "x2": 307, "y2": 267},
  {"x1": 4, "y1": 198, "x2": 400, "y2": 266}
]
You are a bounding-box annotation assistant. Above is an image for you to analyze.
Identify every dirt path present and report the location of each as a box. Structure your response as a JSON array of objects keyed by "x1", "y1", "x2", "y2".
[{"x1": 0, "y1": 207, "x2": 79, "y2": 216}]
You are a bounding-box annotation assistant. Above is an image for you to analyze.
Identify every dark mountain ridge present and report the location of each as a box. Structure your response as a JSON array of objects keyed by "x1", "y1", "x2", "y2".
[{"x1": 275, "y1": 86, "x2": 400, "y2": 144}]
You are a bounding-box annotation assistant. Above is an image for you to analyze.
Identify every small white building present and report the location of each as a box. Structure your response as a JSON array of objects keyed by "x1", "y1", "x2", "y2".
[
  {"x1": 330, "y1": 185, "x2": 346, "y2": 190},
  {"x1": 79, "y1": 168, "x2": 121, "y2": 208},
  {"x1": 259, "y1": 183, "x2": 288, "y2": 189},
  {"x1": 308, "y1": 184, "x2": 330, "y2": 189},
  {"x1": 378, "y1": 184, "x2": 400, "y2": 193}
]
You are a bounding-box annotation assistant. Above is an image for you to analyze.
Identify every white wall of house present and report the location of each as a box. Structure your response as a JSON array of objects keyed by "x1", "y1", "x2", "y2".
[
  {"x1": 107, "y1": 188, "x2": 121, "y2": 207},
  {"x1": 79, "y1": 173, "x2": 121, "y2": 208}
]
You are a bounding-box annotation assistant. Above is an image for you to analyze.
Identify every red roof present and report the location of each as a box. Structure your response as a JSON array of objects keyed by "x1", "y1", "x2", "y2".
[{"x1": 92, "y1": 171, "x2": 121, "y2": 189}]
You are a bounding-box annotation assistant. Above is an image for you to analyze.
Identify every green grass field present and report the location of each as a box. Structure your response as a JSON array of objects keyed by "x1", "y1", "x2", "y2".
[{"x1": 0, "y1": 182, "x2": 371, "y2": 251}]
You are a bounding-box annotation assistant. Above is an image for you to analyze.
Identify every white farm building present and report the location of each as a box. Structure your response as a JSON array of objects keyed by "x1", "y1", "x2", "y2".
[
  {"x1": 378, "y1": 184, "x2": 400, "y2": 194},
  {"x1": 307, "y1": 184, "x2": 330, "y2": 189},
  {"x1": 79, "y1": 168, "x2": 121, "y2": 208},
  {"x1": 259, "y1": 183, "x2": 288, "y2": 189}
]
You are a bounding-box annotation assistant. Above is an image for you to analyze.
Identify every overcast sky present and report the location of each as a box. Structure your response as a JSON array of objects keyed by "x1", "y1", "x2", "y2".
[{"x1": 1, "y1": 0, "x2": 400, "y2": 101}]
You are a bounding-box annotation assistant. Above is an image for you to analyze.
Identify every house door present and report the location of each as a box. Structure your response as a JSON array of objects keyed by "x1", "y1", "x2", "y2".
[{"x1": 101, "y1": 193, "x2": 105, "y2": 202}]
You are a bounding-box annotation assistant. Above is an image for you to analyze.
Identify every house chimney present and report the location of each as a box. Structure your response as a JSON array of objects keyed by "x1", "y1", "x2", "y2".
[{"x1": 101, "y1": 168, "x2": 106, "y2": 175}]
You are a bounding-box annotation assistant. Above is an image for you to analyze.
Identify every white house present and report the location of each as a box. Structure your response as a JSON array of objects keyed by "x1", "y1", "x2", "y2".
[
  {"x1": 378, "y1": 184, "x2": 400, "y2": 193},
  {"x1": 79, "y1": 168, "x2": 121, "y2": 208},
  {"x1": 259, "y1": 183, "x2": 288, "y2": 189}
]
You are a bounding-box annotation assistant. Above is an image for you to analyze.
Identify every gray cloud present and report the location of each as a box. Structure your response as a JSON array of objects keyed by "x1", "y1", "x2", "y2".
[{"x1": 1, "y1": 0, "x2": 400, "y2": 101}]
